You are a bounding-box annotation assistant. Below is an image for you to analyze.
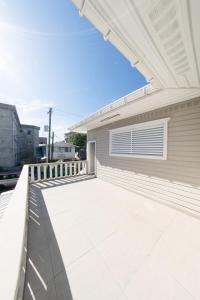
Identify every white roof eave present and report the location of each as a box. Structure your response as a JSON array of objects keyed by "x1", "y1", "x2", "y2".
[
  {"x1": 69, "y1": 84, "x2": 154, "y2": 131},
  {"x1": 69, "y1": 86, "x2": 200, "y2": 132},
  {"x1": 69, "y1": 0, "x2": 200, "y2": 132}
]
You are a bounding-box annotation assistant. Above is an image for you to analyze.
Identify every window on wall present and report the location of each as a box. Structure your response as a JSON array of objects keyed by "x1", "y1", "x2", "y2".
[
  {"x1": 59, "y1": 147, "x2": 66, "y2": 153},
  {"x1": 58, "y1": 147, "x2": 71, "y2": 153},
  {"x1": 109, "y1": 118, "x2": 170, "y2": 160}
]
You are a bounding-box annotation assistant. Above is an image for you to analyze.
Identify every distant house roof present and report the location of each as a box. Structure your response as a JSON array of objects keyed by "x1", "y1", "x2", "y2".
[{"x1": 21, "y1": 124, "x2": 40, "y2": 130}]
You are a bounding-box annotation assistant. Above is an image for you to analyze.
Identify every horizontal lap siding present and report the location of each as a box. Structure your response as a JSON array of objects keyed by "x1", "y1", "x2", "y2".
[{"x1": 88, "y1": 98, "x2": 200, "y2": 216}]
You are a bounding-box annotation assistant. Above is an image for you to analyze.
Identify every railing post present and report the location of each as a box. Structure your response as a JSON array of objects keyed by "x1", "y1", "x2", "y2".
[
  {"x1": 70, "y1": 163, "x2": 72, "y2": 176},
  {"x1": 78, "y1": 162, "x2": 81, "y2": 174},
  {"x1": 55, "y1": 164, "x2": 58, "y2": 178},
  {"x1": 64, "y1": 163, "x2": 68, "y2": 176},
  {"x1": 30, "y1": 166, "x2": 34, "y2": 182},
  {"x1": 43, "y1": 165, "x2": 47, "y2": 180},
  {"x1": 50, "y1": 165, "x2": 52, "y2": 178},
  {"x1": 83, "y1": 161, "x2": 87, "y2": 174},
  {"x1": 82, "y1": 162, "x2": 85, "y2": 174},
  {"x1": 74, "y1": 162, "x2": 77, "y2": 176},
  {"x1": 37, "y1": 165, "x2": 41, "y2": 181},
  {"x1": 60, "y1": 163, "x2": 63, "y2": 177}
]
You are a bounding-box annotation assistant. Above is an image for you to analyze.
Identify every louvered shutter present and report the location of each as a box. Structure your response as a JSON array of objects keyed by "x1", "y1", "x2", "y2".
[
  {"x1": 110, "y1": 118, "x2": 169, "y2": 159},
  {"x1": 111, "y1": 130, "x2": 132, "y2": 154},
  {"x1": 132, "y1": 125, "x2": 164, "y2": 157}
]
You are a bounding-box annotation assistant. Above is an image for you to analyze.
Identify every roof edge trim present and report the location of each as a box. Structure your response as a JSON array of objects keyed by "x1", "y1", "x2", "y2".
[{"x1": 69, "y1": 84, "x2": 159, "y2": 131}]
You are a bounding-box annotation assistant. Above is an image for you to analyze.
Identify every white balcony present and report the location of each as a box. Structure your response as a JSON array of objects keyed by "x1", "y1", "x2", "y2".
[{"x1": 1, "y1": 162, "x2": 200, "y2": 300}]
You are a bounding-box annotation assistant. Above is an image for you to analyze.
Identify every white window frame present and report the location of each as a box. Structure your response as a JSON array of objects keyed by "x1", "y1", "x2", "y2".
[{"x1": 109, "y1": 118, "x2": 170, "y2": 160}]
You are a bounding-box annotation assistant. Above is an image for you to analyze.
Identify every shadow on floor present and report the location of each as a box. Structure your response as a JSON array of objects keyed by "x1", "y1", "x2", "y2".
[
  {"x1": 23, "y1": 181, "x2": 77, "y2": 299},
  {"x1": 0, "y1": 190, "x2": 12, "y2": 221},
  {"x1": 32, "y1": 174, "x2": 96, "y2": 190}
]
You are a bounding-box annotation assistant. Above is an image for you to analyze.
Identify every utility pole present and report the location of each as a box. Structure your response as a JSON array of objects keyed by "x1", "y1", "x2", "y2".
[
  {"x1": 47, "y1": 108, "x2": 52, "y2": 162},
  {"x1": 51, "y1": 131, "x2": 54, "y2": 161}
]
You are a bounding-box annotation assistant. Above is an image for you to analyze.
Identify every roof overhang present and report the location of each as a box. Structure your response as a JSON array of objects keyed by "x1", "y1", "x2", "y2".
[
  {"x1": 72, "y1": 0, "x2": 200, "y2": 89},
  {"x1": 70, "y1": 0, "x2": 200, "y2": 131},
  {"x1": 69, "y1": 85, "x2": 200, "y2": 131}
]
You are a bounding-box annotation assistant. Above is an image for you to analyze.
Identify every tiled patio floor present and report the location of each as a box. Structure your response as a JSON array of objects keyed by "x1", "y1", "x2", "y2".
[{"x1": 23, "y1": 176, "x2": 200, "y2": 300}]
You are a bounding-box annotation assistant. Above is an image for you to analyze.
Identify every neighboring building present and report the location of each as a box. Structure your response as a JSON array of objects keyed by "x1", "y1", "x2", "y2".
[
  {"x1": 39, "y1": 137, "x2": 47, "y2": 145},
  {"x1": 37, "y1": 137, "x2": 48, "y2": 159},
  {"x1": 53, "y1": 141, "x2": 75, "y2": 160},
  {"x1": 38, "y1": 141, "x2": 76, "y2": 161},
  {"x1": 19, "y1": 125, "x2": 40, "y2": 163},
  {"x1": 0, "y1": 103, "x2": 40, "y2": 169},
  {"x1": 0, "y1": 103, "x2": 20, "y2": 168}
]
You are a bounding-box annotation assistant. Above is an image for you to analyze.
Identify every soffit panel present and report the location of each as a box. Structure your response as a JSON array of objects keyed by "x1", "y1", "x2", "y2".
[{"x1": 72, "y1": 0, "x2": 200, "y2": 88}]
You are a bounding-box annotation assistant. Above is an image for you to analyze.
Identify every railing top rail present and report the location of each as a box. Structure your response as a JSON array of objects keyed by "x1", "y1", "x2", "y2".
[
  {"x1": 28, "y1": 160, "x2": 88, "y2": 167},
  {"x1": 0, "y1": 165, "x2": 29, "y2": 300}
]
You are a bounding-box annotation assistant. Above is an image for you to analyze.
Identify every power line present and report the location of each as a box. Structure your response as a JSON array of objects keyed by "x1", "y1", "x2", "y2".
[
  {"x1": 53, "y1": 108, "x2": 84, "y2": 118},
  {"x1": 54, "y1": 133, "x2": 64, "y2": 140}
]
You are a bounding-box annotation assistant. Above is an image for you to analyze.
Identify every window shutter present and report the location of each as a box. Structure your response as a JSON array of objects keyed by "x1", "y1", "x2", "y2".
[
  {"x1": 132, "y1": 125, "x2": 164, "y2": 157},
  {"x1": 110, "y1": 118, "x2": 169, "y2": 159},
  {"x1": 111, "y1": 131, "x2": 132, "y2": 154}
]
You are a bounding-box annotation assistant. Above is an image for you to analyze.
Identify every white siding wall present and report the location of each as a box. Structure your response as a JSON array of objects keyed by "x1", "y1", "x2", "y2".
[{"x1": 88, "y1": 97, "x2": 200, "y2": 216}]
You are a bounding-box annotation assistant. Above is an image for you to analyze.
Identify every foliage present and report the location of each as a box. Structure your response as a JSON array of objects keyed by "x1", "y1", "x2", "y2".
[{"x1": 65, "y1": 132, "x2": 87, "y2": 149}]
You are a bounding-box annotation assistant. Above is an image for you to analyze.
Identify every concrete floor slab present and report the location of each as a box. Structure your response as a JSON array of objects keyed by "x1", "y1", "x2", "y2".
[{"x1": 23, "y1": 176, "x2": 200, "y2": 300}]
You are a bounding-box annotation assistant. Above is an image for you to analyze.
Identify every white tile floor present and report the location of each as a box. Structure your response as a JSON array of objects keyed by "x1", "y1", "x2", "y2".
[{"x1": 23, "y1": 176, "x2": 200, "y2": 300}]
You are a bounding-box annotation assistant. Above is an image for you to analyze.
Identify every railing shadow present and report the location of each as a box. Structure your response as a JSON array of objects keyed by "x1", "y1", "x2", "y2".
[
  {"x1": 23, "y1": 182, "x2": 77, "y2": 299},
  {"x1": 0, "y1": 191, "x2": 12, "y2": 221},
  {"x1": 31, "y1": 174, "x2": 96, "y2": 190}
]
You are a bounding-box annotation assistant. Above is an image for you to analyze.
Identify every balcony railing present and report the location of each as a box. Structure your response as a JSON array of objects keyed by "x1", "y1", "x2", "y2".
[
  {"x1": 0, "y1": 160, "x2": 88, "y2": 300},
  {"x1": 0, "y1": 165, "x2": 29, "y2": 300},
  {"x1": 29, "y1": 160, "x2": 88, "y2": 183}
]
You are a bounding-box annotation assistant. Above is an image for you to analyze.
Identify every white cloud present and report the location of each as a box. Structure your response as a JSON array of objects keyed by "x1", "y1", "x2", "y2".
[
  {"x1": 0, "y1": 51, "x2": 23, "y2": 85},
  {"x1": 0, "y1": 21, "x2": 96, "y2": 39},
  {"x1": 17, "y1": 98, "x2": 54, "y2": 113},
  {"x1": 0, "y1": 0, "x2": 7, "y2": 8},
  {"x1": 0, "y1": 19, "x2": 86, "y2": 140},
  {"x1": 1, "y1": 94, "x2": 53, "y2": 124},
  {"x1": 1, "y1": 95, "x2": 54, "y2": 111},
  {"x1": 0, "y1": 95, "x2": 79, "y2": 140}
]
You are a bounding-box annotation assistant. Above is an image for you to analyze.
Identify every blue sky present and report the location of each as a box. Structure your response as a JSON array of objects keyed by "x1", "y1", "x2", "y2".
[{"x1": 0, "y1": 0, "x2": 146, "y2": 139}]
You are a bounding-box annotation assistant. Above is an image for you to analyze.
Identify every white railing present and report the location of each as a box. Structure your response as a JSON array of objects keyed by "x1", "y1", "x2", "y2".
[
  {"x1": 29, "y1": 160, "x2": 88, "y2": 183},
  {"x1": 0, "y1": 161, "x2": 88, "y2": 300},
  {"x1": 0, "y1": 165, "x2": 29, "y2": 300}
]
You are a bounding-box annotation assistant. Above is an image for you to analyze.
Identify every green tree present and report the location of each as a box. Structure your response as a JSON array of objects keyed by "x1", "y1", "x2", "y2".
[
  {"x1": 65, "y1": 132, "x2": 87, "y2": 159},
  {"x1": 65, "y1": 132, "x2": 87, "y2": 149}
]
